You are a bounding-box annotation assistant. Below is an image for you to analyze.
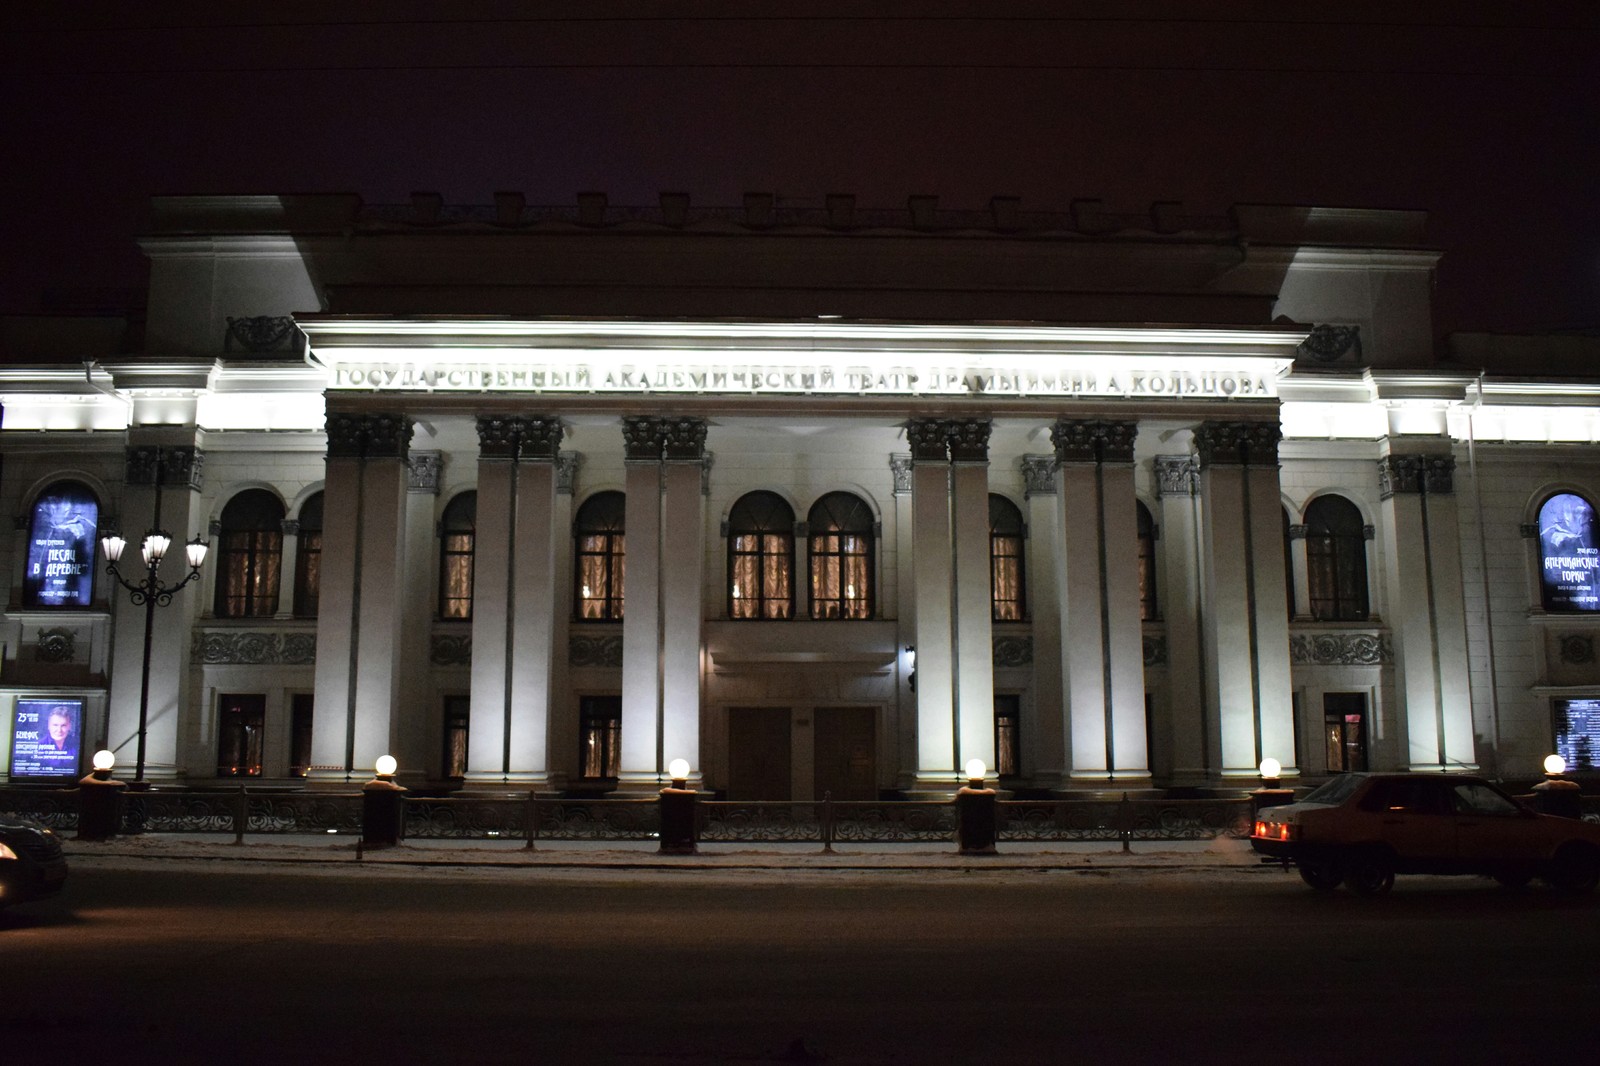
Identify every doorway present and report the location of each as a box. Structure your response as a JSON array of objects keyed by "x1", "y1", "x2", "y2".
[
  {"x1": 814, "y1": 706, "x2": 876, "y2": 801},
  {"x1": 1324, "y1": 692, "x2": 1368, "y2": 772},
  {"x1": 727, "y1": 706, "x2": 792, "y2": 800}
]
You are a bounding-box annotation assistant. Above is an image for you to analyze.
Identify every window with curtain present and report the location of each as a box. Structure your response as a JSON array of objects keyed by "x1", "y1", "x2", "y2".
[
  {"x1": 575, "y1": 491, "x2": 625, "y2": 621},
  {"x1": 214, "y1": 489, "x2": 285, "y2": 618},
  {"x1": 728, "y1": 490, "x2": 795, "y2": 619},
  {"x1": 438, "y1": 492, "x2": 476, "y2": 620},
  {"x1": 990, "y1": 494, "x2": 1025, "y2": 621},
  {"x1": 1136, "y1": 501, "x2": 1158, "y2": 622},
  {"x1": 293, "y1": 492, "x2": 323, "y2": 618},
  {"x1": 808, "y1": 492, "x2": 874, "y2": 620},
  {"x1": 579, "y1": 695, "x2": 622, "y2": 779},
  {"x1": 1305, "y1": 494, "x2": 1369, "y2": 621}
]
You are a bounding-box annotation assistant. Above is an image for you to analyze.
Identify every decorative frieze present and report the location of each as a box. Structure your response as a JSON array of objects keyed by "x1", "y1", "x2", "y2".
[
  {"x1": 1194, "y1": 421, "x2": 1281, "y2": 467},
  {"x1": 570, "y1": 632, "x2": 624, "y2": 668},
  {"x1": 193, "y1": 631, "x2": 317, "y2": 666},
  {"x1": 1020, "y1": 455, "x2": 1056, "y2": 498},
  {"x1": 35, "y1": 628, "x2": 75, "y2": 663},
  {"x1": 225, "y1": 314, "x2": 301, "y2": 353},
  {"x1": 1289, "y1": 631, "x2": 1393, "y2": 666},
  {"x1": 890, "y1": 455, "x2": 913, "y2": 496},
  {"x1": 1296, "y1": 324, "x2": 1362, "y2": 365},
  {"x1": 1378, "y1": 454, "x2": 1455, "y2": 499},
  {"x1": 430, "y1": 633, "x2": 472, "y2": 666},
  {"x1": 408, "y1": 451, "x2": 442, "y2": 494},
  {"x1": 993, "y1": 636, "x2": 1033, "y2": 667},
  {"x1": 1154, "y1": 455, "x2": 1198, "y2": 498},
  {"x1": 1051, "y1": 419, "x2": 1138, "y2": 465}
]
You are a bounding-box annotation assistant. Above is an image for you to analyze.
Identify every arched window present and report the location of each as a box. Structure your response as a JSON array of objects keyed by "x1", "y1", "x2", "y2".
[
  {"x1": 1136, "y1": 501, "x2": 1158, "y2": 622},
  {"x1": 293, "y1": 492, "x2": 323, "y2": 619},
  {"x1": 728, "y1": 491, "x2": 794, "y2": 619},
  {"x1": 808, "y1": 492, "x2": 874, "y2": 620},
  {"x1": 575, "y1": 491, "x2": 625, "y2": 621},
  {"x1": 990, "y1": 494, "x2": 1025, "y2": 622},
  {"x1": 1537, "y1": 492, "x2": 1600, "y2": 612},
  {"x1": 1305, "y1": 494, "x2": 1369, "y2": 621},
  {"x1": 438, "y1": 492, "x2": 476, "y2": 620},
  {"x1": 214, "y1": 489, "x2": 285, "y2": 618},
  {"x1": 22, "y1": 479, "x2": 99, "y2": 608}
]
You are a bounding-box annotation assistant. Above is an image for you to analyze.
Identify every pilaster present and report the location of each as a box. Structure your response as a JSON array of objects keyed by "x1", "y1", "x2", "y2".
[
  {"x1": 619, "y1": 417, "x2": 665, "y2": 783},
  {"x1": 908, "y1": 418, "x2": 955, "y2": 786}
]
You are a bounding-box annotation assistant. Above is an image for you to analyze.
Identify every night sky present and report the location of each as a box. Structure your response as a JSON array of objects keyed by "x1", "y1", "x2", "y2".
[{"x1": 5, "y1": 2, "x2": 1598, "y2": 339}]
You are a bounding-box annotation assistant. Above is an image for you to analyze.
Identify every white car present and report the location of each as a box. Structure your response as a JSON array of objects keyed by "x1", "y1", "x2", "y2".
[{"x1": 0, "y1": 813, "x2": 68, "y2": 909}]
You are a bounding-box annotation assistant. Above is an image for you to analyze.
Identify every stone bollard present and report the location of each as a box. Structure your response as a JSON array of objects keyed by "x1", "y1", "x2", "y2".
[
  {"x1": 361, "y1": 760, "x2": 407, "y2": 849},
  {"x1": 957, "y1": 784, "x2": 998, "y2": 855},
  {"x1": 76, "y1": 766, "x2": 127, "y2": 841}
]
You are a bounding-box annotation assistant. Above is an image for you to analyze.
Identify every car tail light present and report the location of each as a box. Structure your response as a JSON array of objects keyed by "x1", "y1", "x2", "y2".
[{"x1": 1252, "y1": 820, "x2": 1295, "y2": 842}]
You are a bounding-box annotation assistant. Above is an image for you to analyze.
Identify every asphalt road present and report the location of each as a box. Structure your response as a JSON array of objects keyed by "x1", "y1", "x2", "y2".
[{"x1": 2, "y1": 860, "x2": 1595, "y2": 1065}]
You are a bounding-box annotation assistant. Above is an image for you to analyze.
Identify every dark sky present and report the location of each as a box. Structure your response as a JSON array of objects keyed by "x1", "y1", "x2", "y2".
[{"x1": 5, "y1": 1, "x2": 1598, "y2": 339}]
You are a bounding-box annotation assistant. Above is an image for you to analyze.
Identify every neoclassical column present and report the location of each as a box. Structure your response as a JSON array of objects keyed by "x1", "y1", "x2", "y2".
[
  {"x1": 1195, "y1": 421, "x2": 1294, "y2": 779},
  {"x1": 277, "y1": 518, "x2": 300, "y2": 619},
  {"x1": 1021, "y1": 454, "x2": 1065, "y2": 788},
  {"x1": 309, "y1": 412, "x2": 414, "y2": 782},
  {"x1": 509, "y1": 418, "x2": 564, "y2": 781},
  {"x1": 619, "y1": 416, "x2": 665, "y2": 784},
  {"x1": 890, "y1": 454, "x2": 918, "y2": 788},
  {"x1": 547, "y1": 452, "x2": 580, "y2": 786},
  {"x1": 1286, "y1": 522, "x2": 1312, "y2": 620},
  {"x1": 1378, "y1": 451, "x2": 1474, "y2": 770},
  {"x1": 467, "y1": 417, "x2": 518, "y2": 781},
  {"x1": 397, "y1": 451, "x2": 441, "y2": 780},
  {"x1": 1155, "y1": 454, "x2": 1210, "y2": 784},
  {"x1": 908, "y1": 418, "x2": 956, "y2": 787},
  {"x1": 949, "y1": 419, "x2": 995, "y2": 776},
  {"x1": 1051, "y1": 420, "x2": 1147, "y2": 781},
  {"x1": 108, "y1": 441, "x2": 205, "y2": 783},
  {"x1": 659, "y1": 418, "x2": 708, "y2": 776}
]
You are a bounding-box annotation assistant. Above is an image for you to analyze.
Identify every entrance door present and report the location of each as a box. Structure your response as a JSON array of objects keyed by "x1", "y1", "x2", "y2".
[
  {"x1": 727, "y1": 706, "x2": 792, "y2": 800},
  {"x1": 1324, "y1": 693, "x2": 1368, "y2": 772},
  {"x1": 814, "y1": 706, "x2": 876, "y2": 801}
]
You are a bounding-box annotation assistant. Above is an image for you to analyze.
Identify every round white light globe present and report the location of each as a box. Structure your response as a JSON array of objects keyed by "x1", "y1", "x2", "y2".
[
  {"x1": 965, "y1": 758, "x2": 987, "y2": 781},
  {"x1": 668, "y1": 758, "x2": 690, "y2": 780},
  {"x1": 375, "y1": 754, "x2": 398, "y2": 777},
  {"x1": 1259, "y1": 757, "x2": 1282, "y2": 779},
  {"x1": 92, "y1": 749, "x2": 115, "y2": 772},
  {"x1": 1545, "y1": 754, "x2": 1568, "y2": 776}
]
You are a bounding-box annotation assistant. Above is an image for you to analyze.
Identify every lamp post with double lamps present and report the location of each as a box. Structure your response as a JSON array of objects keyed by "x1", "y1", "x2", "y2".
[{"x1": 101, "y1": 530, "x2": 209, "y2": 782}]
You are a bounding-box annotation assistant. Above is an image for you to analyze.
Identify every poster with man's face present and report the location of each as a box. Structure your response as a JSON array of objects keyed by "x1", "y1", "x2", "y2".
[{"x1": 10, "y1": 699, "x2": 82, "y2": 779}]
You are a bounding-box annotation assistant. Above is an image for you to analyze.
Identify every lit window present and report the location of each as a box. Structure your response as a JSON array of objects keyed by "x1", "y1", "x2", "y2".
[
  {"x1": 728, "y1": 491, "x2": 795, "y2": 619},
  {"x1": 580, "y1": 695, "x2": 622, "y2": 779},
  {"x1": 1305, "y1": 494, "x2": 1369, "y2": 621},
  {"x1": 1136, "y1": 501, "x2": 1157, "y2": 622},
  {"x1": 293, "y1": 492, "x2": 323, "y2": 619},
  {"x1": 439, "y1": 492, "x2": 476, "y2": 620},
  {"x1": 995, "y1": 695, "x2": 1021, "y2": 777},
  {"x1": 22, "y1": 479, "x2": 99, "y2": 609},
  {"x1": 990, "y1": 494, "x2": 1025, "y2": 622},
  {"x1": 1537, "y1": 492, "x2": 1600, "y2": 612},
  {"x1": 216, "y1": 694, "x2": 265, "y2": 777},
  {"x1": 442, "y1": 696, "x2": 469, "y2": 779},
  {"x1": 575, "y1": 491, "x2": 625, "y2": 621},
  {"x1": 289, "y1": 694, "x2": 314, "y2": 778},
  {"x1": 808, "y1": 492, "x2": 874, "y2": 620},
  {"x1": 214, "y1": 489, "x2": 285, "y2": 618}
]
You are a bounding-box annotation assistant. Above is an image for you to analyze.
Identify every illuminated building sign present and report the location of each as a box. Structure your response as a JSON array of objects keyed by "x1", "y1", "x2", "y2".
[
  {"x1": 22, "y1": 483, "x2": 99, "y2": 609},
  {"x1": 10, "y1": 698, "x2": 83, "y2": 779},
  {"x1": 1538, "y1": 493, "x2": 1600, "y2": 612},
  {"x1": 1556, "y1": 698, "x2": 1600, "y2": 772}
]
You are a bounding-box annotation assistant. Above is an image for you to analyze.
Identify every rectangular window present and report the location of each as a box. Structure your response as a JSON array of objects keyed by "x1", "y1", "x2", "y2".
[
  {"x1": 810, "y1": 533, "x2": 872, "y2": 619},
  {"x1": 217, "y1": 694, "x2": 266, "y2": 778},
  {"x1": 579, "y1": 696, "x2": 622, "y2": 779},
  {"x1": 440, "y1": 531, "x2": 474, "y2": 619},
  {"x1": 289, "y1": 694, "x2": 314, "y2": 778},
  {"x1": 991, "y1": 533, "x2": 1024, "y2": 621},
  {"x1": 994, "y1": 694, "x2": 1021, "y2": 777},
  {"x1": 442, "y1": 696, "x2": 470, "y2": 779}
]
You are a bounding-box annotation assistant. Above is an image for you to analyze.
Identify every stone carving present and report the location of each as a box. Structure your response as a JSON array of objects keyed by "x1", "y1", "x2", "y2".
[
  {"x1": 1154, "y1": 455, "x2": 1198, "y2": 498},
  {"x1": 993, "y1": 636, "x2": 1033, "y2": 667},
  {"x1": 622, "y1": 416, "x2": 663, "y2": 461},
  {"x1": 1296, "y1": 324, "x2": 1362, "y2": 364},
  {"x1": 1194, "y1": 422, "x2": 1281, "y2": 467},
  {"x1": 571, "y1": 632, "x2": 624, "y2": 668},
  {"x1": 408, "y1": 451, "x2": 442, "y2": 494},
  {"x1": 662, "y1": 417, "x2": 708, "y2": 461},
  {"x1": 906, "y1": 418, "x2": 949, "y2": 462},
  {"x1": 327, "y1": 413, "x2": 412, "y2": 460},
  {"x1": 475, "y1": 416, "x2": 520, "y2": 459},
  {"x1": 225, "y1": 315, "x2": 301, "y2": 353},
  {"x1": 947, "y1": 419, "x2": 992, "y2": 463},
  {"x1": 280, "y1": 519, "x2": 300, "y2": 536},
  {"x1": 889, "y1": 455, "x2": 913, "y2": 495},
  {"x1": 557, "y1": 452, "x2": 580, "y2": 495},
  {"x1": 520, "y1": 417, "x2": 565, "y2": 460},
  {"x1": 1559, "y1": 634, "x2": 1595, "y2": 665},
  {"x1": 430, "y1": 633, "x2": 472, "y2": 666},
  {"x1": 1142, "y1": 634, "x2": 1168, "y2": 667},
  {"x1": 1289, "y1": 632, "x2": 1393, "y2": 666},
  {"x1": 124, "y1": 445, "x2": 205, "y2": 490},
  {"x1": 35, "y1": 628, "x2": 75, "y2": 663},
  {"x1": 193, "y1": 631, "x2": 317, "y2": 665},
  {"x1": 1288, "y1": 524, "x2": 1308, "y2": 540},
  {"x1": 1051, "y1": 419, "x2": 1138, "y2": 465},
  {"x1": 325, "y1": 413, "x2": 367, "y2": 458},
  {"x1": 1020, "y1": 455, "x2": 1056, "y2": 498},
  {"x1": 1378, "y1": 454, "x2": 1455, "y2": 499}
]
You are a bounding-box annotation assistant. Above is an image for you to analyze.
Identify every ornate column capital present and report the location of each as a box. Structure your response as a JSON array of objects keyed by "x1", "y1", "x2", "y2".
[
  {"x1": 889, "y1": 455, "x2": 913, "y2": 496},
  {"x1": 476, "y1": 416, "x2": 520, "y2": 460},
  {"x1": 519, "y1": 417, "x2": 565, "y2": 461},
  {"x1": 408, "y1": 451, "x2": 443, "y2": 494},
  {"x1": 1378, "y1": 453, "x2": 1455, "y2": 499},
  {"x1": 1194, "y1": 421, "x2": 1281, "y2": 468},
  {"x1": 124, "y1": 445, "x2": 205, "y2": 490},
  {"x1": 556, "y1": 452, "x2": 580, "y2": 495},
  {"x1": 947, "y1": 418, "x2": 992, "y2": 463},
  {"x1": 326, "y1": 413, "x2": 367, "y2": 459},
  {"x1": 1154, "y1": 455, "x2": 1198, "y2": 498},
  {"x1": 280, "y1": 519, "x2": 301, "y2": 536},
  {"x1": 1020, "y1": 455, "x2": 1056, "y2": 498},
  {"x1": 364, "y1": 414, "x2": 413, "y2": 460},
  {"x1": 622, "y1": 416, "x2": 663, "y2": 461},
  {"x1": 906, "y1": 418, "x2": 949, "y2": 462},
  {"x1": 1287, "y1": 523, "x2": 1308, "y2": 540},
  {"x1": 1051, "y1": 419, "x2": 1137, "y2": 465},
  {"x1": 661, "y1": 417, "x2": 708, "y2": 462}
]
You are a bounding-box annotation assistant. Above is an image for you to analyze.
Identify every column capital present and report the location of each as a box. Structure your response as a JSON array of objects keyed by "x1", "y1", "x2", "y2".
[
  {"x1": 661, "y1": 417, "x2": 708, "y2": 462},
  {"x1": 408, "y1": 451, "x2": 443, "y2": 494},
  {"x1": 1287, "y1": 523, "x2": 1308, "y2": 540},
  {"x1": 1154, "y1": 455, "x2": 1198, "y2": 498},
  {"x1": 622, "y1": 416, "x2": 663, "y2": 461},
  {"x1": 906, "y1": 418, "x2": 949, "y2": 462},
  {"x1": 519, "y1": 417, "x2": 565, "y2": 461},
  {"x1": 476, "y1": 416, "x2": 520, "y2": 459},
  {"x1": 1378, "y1": 453, "x2": 1455, "y2": 499},
  {"x1": 556, "y1": 452, "x2": 580, "y2": 495},
  {"x1": 326, "y1": 413, "x2": 367, "y2": 458},
  {"x1": 1020, "y1": 455, "x2": 1056, "y2": 497},
  {"x1": 947, "y1": 419, "x2": 992, "y2": 463},
  {"x1": 124, "y1": 445, "x2": 205, "y2": 490},
  {"x1": 1194, "y1": 421, "x2": 1280, "y2": 468},
  {"x1": 890, "y1": 455, "x2": 913, "y2": 496},
  {"x1": 364, "y1": 414, "x2": 413, "y2": 459},
  {"x1": 1051, "y1": 419, "x2": 1137, "y2": 464}
]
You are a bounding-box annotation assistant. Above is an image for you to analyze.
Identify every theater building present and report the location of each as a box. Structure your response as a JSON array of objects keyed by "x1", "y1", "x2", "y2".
[{"x1": 2, "y1": 193, "x2": 1598, "y2": 796}]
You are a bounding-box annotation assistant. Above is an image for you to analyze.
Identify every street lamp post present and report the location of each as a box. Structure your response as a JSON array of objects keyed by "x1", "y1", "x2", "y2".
[{"x1": 101, "y1": 530, "x2": 209, "y2": 782}]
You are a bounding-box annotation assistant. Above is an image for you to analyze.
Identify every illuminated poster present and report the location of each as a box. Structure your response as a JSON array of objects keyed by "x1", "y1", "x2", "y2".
[
  {"x1": 1556, "y1": 698, "x2": 1600, "y2": 772},
  {"x1": 22, "y1": 483, "x2": 99, "y2": 608},
  {"x1": 1539, "y1": 493, "x2": 1600, "y2": 611},
  {"x1": 10, "y1": 698, "x2": 83, "y2": 779}
]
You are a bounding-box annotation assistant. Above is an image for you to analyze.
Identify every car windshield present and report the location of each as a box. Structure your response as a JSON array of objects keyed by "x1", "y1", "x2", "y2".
[{"x1": 1300, "y1": 774, "x2": 1365, "y2": 806}]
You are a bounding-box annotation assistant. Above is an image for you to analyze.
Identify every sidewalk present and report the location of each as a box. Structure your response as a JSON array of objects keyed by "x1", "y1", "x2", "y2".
[{"x1": 59, "y1": 832, "x2": 1268, "y2": 872}]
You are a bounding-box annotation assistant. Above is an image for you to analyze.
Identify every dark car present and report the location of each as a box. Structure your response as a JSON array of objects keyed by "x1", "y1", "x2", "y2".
[
  {"x1": 0, "y1": 812, "x2": 68, "y2": 908},
  {"x1": 1251, "y1": 772, "x2": 1600, "y2": 895}
]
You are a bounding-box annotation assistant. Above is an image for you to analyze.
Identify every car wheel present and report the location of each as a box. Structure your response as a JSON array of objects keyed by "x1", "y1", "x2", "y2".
[
  {"x1": 1492, "y1": 870, "x2": 1533, "y2": 890},
  {"x1": 1544, "y1": 844, "x2": 1600, "y2": 895},
  {"x1": 1343, "y1": 852, "x2": 1395, "y2": 896},
  {"x1": 1298, "y1": 858, "x2": 1343, "y2": 891}
]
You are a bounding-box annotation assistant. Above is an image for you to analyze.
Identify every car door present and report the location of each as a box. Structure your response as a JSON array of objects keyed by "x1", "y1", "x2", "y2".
[
  {"x1": 1450, "y1": 780, "x2": 1548, "y2": 869},
  {"x1": 1370, "y1": 778, "x2": 1457, "y2": 869}
]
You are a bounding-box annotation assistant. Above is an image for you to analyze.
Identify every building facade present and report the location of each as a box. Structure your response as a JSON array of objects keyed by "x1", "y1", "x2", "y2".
[{"x1": 2, "y1": 194, "x2": 1597, "y2": 795}]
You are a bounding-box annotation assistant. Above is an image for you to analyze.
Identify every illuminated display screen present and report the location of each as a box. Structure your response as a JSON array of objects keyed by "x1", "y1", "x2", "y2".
[
  {"x1": 22, "y1": 483, "x2": 99, "y2": 608},
  {"x1": 10, "y1": 698, "x2": 83, "y2": 780},
  {"x1": 1556, "y1": 699, "x2": 1600, "y2": 772},
  {"x1": 1539, "y1": 493, "x2": 1600, "y2": 612}
]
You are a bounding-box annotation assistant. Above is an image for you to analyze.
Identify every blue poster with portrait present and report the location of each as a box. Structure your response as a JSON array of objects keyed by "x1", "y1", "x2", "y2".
[
  {"x1": 22, "y1": 483, "x2": 99, "y2": 609},
  {"x1": 1539, "y1": 493, "x2": 1600, "y2": 611},
  {"x1": 10, "y1": 698, "x2": 83, "y2": 779}
]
